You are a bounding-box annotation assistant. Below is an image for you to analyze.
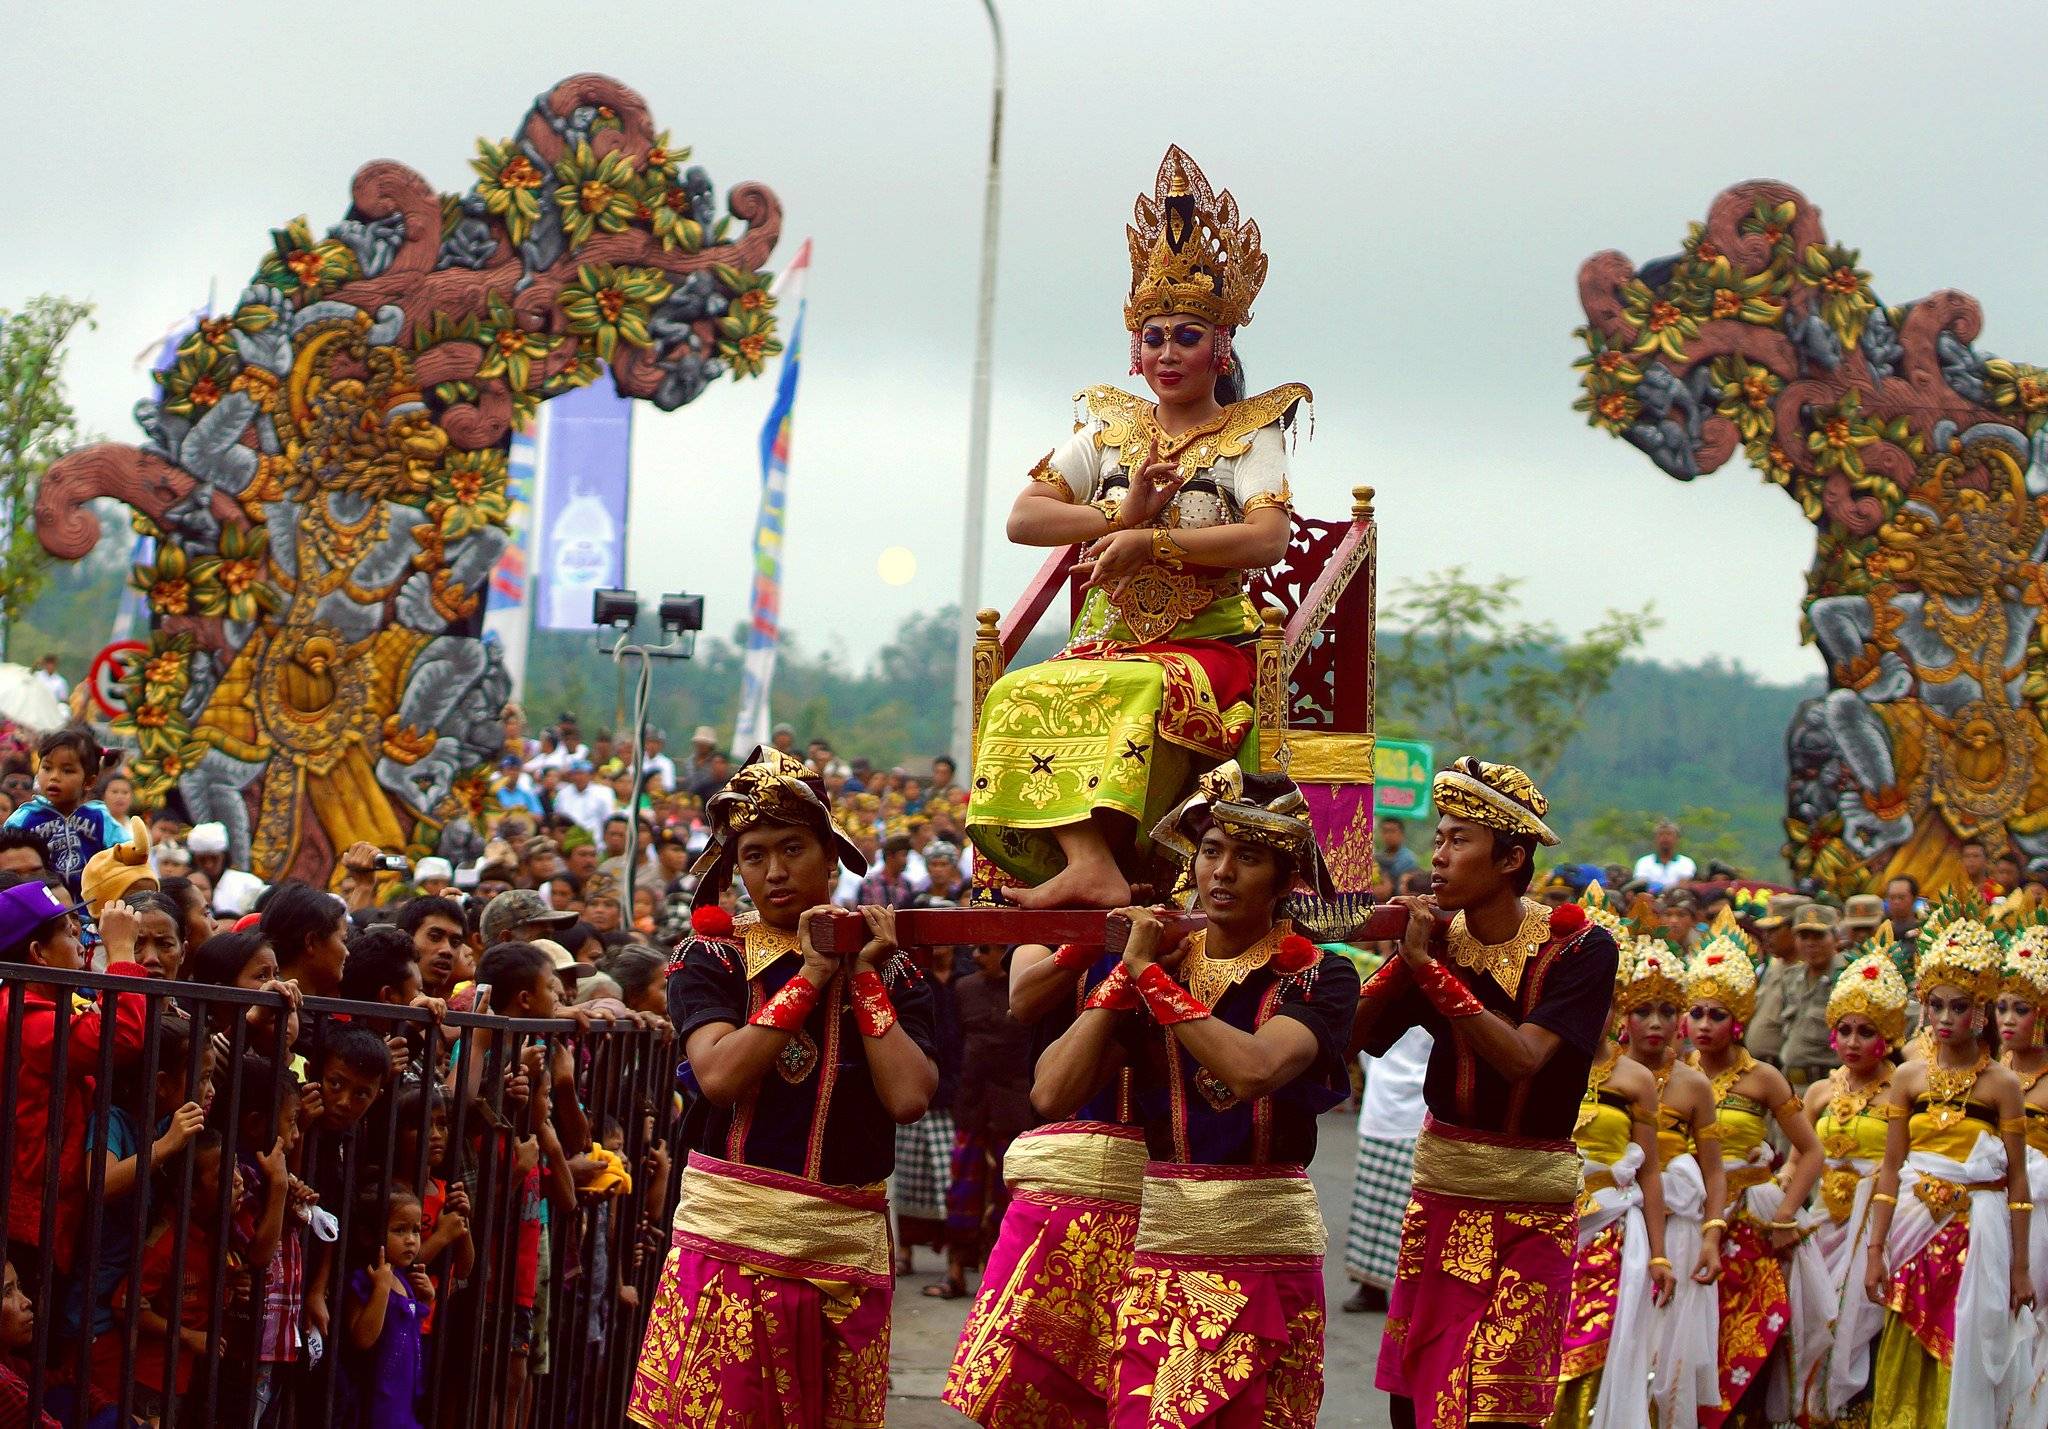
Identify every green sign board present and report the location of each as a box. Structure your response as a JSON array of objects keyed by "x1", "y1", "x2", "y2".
[{"x1": 1373, "y1": 738, "x2": 1434, "y2": 823}]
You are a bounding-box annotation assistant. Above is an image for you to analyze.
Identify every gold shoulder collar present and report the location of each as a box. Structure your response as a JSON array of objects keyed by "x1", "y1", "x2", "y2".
[
  {"x1": 1075, "y1": 383, "x2": 1310, "y2": 480},
  {"x1": 734, "y1": 913, "x2": 803, "y2": 981}
]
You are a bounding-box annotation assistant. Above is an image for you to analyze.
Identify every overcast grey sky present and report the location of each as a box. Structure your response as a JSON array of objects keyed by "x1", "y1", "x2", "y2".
[{"x1": 9, "y1": 1, "x2": 2048, "y2": 685}]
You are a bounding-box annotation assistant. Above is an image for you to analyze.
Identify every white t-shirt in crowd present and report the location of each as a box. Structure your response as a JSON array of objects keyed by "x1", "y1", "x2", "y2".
[
  {"x1": 1357, "y1": 1026, "x2": 1433, "y2": 1143},
  {"x1": 1632, "y1": 852, "x2": 1698, "y2": 891},
  {"x1": 33, "y1": 669, "x2": 69, "y2": 700},
  {"x1": 642, "y1": 753, "x2": 677, "y2": 794},
  {"x1": 553, "y1": 781, "x2": 617, "y2": 837}
]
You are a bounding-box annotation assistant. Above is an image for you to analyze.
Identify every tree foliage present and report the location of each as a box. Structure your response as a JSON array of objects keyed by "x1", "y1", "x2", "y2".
[
  {"x1": 0, "y1": 296, "x2": 95, "y2": 655},
  {"x1": 1377, "y1": 567, "x2": 1657, "y2": 782}
]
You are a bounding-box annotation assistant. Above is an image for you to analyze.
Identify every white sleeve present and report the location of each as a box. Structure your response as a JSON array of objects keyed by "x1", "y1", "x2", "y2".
[
  {"x1": 1029, "y1": 422, "x2": 1104, "y2": 504},
  {"x1": 1230, "y1": 424, "x2": 1292, "y2": 515}
]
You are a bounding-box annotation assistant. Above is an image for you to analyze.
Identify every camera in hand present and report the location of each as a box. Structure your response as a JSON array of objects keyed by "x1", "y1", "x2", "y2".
[{"x1": 375, "y1": 854, "x2": 413, "y2": 874}]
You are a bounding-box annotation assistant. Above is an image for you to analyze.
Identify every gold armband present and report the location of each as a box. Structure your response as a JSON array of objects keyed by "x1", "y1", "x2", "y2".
[
  {"x1": 2011, "y1": 1201, "x2": 2036, "y2": 1213},
  {"x1": 1871, "y1": 1192, "x2": 1898, "y2": 1206},
  {"x1": 2001, "y1": 1115, "x2": 2029, "y2": 1135},
  {"x1": 1694, "y1": 1124, "x2": 1723, "y2": 1143},
  {"x1": 1777, "y1": 1096, "x2": 1806, "y2": 1121},
  {"x1": 1027, "y1": 451, "x2": 1074, "y2": 501}
]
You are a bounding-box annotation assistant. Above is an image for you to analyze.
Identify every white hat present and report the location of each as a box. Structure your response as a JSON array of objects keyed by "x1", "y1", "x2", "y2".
[
  {"x1": 187, "y1": 823, "x2": 230, "y2": 856},
  {"x1": 415, "y1": 856, "x2": 454, "y2": 884},
  {"x1": 212, "y1": 868, "x2": 267, "y2": 916}
]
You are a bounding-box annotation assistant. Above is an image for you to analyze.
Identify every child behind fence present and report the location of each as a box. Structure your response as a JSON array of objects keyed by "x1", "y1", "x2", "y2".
[
  {"x1": 342, "y1": 1189, "x2": 430, "y2": 1429},
  {"x1": 388, "y1": 1082, "x2": 474, "y2": 1340},
  {"x1": 231, "y1": 1057, "x2": 307, "y2": 1429}
]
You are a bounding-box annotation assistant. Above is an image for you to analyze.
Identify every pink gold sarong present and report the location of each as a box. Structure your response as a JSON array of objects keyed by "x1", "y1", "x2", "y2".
[
  {"x1": 1373, "y1": 1117, "x2": 1581, "y2": 1427},
  {"x1": 628, "y1": 1152, "x2": 893, "y2": 1429},
  {"x1": 943, "y1": 1122, "x2": 1146, "y2": 1426},
  {"x1": 1108, "y1": 1161, "x2": 1327, "y2": 1428}
]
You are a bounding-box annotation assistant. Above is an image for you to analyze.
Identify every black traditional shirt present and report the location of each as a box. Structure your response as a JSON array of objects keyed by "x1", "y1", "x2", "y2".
[
  {"x1": 1354, "y1": 903, "x2": 1618, "y2": 1142},
  {"x1": 669, "y1": 917, "x2": 937, "y2": 1186},
  {"x1": 1120, "y1": 934, "x2": 1359, "y2": 1167},
  {"x1": 1028, "y1": 949, "x2": 1140, "y2": 1127}
]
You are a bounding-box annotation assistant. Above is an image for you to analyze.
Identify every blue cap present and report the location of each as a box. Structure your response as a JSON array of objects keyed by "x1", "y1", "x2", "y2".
[
  {"x1": 569, "y1": 759, "x2": 594, "y2": 773},
  {"x1": 0, "y1": 881, "x2": 83, "y2": 950}
]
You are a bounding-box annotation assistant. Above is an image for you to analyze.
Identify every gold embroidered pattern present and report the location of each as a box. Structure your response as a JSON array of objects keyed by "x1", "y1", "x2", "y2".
[
  {"x1": 738, "y1": 916, "x2": 803, "y2": 982},
  {"x1": 1079, "y1": 383, "x2": 1310, "y2": 484},
  {"x1": 1026, "y1": 449, "x2": 1073, "y2": 501},
  {"x1": 1104, "y1": 563, "x2": 1244, "y2": 645},
  {"x1": 1439, "y1": 1209, "x2": 1495, "y2": 1285},
  {"x1": 1444, "y1": 899, "x2": 1552, "y2": 1000},
  {"x1": 1180, "y1": 924, "x2": 1290, "y2": 1009}
]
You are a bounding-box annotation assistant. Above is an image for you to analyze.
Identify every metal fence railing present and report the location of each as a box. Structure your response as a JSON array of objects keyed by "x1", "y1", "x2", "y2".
[{"x1": 0, "y1": 962, "x2": 679, "y2": 1428}]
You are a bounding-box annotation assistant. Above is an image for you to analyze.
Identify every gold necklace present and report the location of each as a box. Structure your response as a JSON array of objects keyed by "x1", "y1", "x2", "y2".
[
  {"x1": 1692, "y1": 1047, "x2": 1755, "y2": 1107},
  {"x1": 1183, "y1": 923, "x2": 1288, "y2": 1009},
  {"x1": 1444, "y1": 899, "x2": 1551, "y2": 999},
  {"x1": 739, "y1": 917, "x2": 803, "y2": 981},
  {"x1": 2003, "y1": 1050, "x2": 2048, "y2": 1095},
  {"x1": 1823, "y1": 1066, "x2": 1890, "y2": 1156},
  {"x1": 1923, "y1": 1048, "x2": 1989, "y2": 1129}
]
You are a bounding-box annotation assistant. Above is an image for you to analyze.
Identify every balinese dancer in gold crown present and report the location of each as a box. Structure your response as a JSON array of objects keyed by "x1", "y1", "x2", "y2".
[
  {"x1": 628, "y1": 747, "x2": 939, "y2": 1429},
  {"x1": 1857, "y1": 915, "x2": 2033, "y2": 1427},
  {"x1": 1680, "y1": 910, "x2": 1827, "y2": 1426},
  {"x1": 1800, "y1": 926, "x2": 1909, "y2": 1425},
  {"x1": 1545, "y1": 926, "x2": 1680, "y2": 1429},
  {"x1": 966, "y1": 145, "x2": 1308, "y2": 910},
  {"x1": 1029, "y1": 762, "x2": 1357, "y2": 1425},
  {"x1": 1995, "y1": 922, "x2": 2048, "y2": 1422},
  {"x1": 1347, "y1": 757, "x2": 1621, "y2": 1428}
]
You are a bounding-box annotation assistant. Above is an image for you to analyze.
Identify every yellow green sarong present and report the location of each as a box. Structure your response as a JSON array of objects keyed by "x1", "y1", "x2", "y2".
[{"x1": 967, "y1": 588, "x2": 1258, "y2": 886}]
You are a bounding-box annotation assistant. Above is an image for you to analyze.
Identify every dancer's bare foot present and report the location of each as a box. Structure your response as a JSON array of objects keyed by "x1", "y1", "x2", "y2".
[{"x1": 1008, "y1": 861, "x2": 1133, "y2": 910}]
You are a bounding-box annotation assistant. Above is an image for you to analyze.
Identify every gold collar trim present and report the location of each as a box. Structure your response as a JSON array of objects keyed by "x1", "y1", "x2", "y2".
[
  {"x1": 1181, "y1": 922, "x2": 1292, "y2": 1009},
  {"x1": 735, "y1": 914, "x2": 803, "y2": 981},
  {"x1": 1078, "y1": 383, "x2": 1309, "y2": 483},
  {"x1": 1444, "y1": 899, "x2": 1552, "y2": 1000}
]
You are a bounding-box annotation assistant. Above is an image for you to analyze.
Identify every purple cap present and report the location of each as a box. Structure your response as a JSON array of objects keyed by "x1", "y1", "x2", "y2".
[{"x1": 0, "y1": 881, "x2": 83, "y2": 950}]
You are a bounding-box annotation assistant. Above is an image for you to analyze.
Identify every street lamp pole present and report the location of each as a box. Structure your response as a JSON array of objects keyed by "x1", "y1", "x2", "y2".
[{"x1": 950, "y1": 0, "x2": 1005, "y2": 778}]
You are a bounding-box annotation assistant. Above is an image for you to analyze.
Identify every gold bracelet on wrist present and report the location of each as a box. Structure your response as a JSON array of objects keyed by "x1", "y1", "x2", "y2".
[
  {"x1": 1150, "y1": 529, "x2": 1185, "y2": 567},
  {"x1": 1766, "y1": 1219, "x2": 1799, "y2": 1232},
  {"x1": 1647, "y1": 1256, "x2": 1672, "y2": 1269},
  {"x1": 1701, "y1": 1217, "x2": 1728, "y2": 1233},
  {"x1": 1090, "y1": 497, "x2": 1123, "y2": 530},
  {"x1": 1870, "y1": 1192, "x2": 1897, "y2": 1206}
]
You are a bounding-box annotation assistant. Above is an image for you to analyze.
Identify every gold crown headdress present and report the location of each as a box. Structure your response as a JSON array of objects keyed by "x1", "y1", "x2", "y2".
[
  {"x1": 1827, "y1": 924, "x2": 1910, "y2": 1044},
  {"x1": 1577, "y1": 882, "x2": 1628, "y2": 944},
  {"x1": 2003, "y1": 922, "x2": 2048, "y2": 1004},
  {"x1": 1150, "y1": 760, "x2": 1334, "y2": 896},
  {"x1": 1431, "y1": 756, "x2": 1559, "y2": 846},
  {"x1": 690, "y1": 747, "x2": 867, "y2": 907},
  {"x1": 1124, "y1": 146, "x2": 1268, "y2": 332},
  {"x1": 1617, "y1": 934, "x2": 1690, "y2": 1014},
  {"x1": 1915, "y1": 916, "x2": 2001, "y2": 1003},
  {"x1": 1686, "y1": 909, "x2": 1760, "y2": 1023}
]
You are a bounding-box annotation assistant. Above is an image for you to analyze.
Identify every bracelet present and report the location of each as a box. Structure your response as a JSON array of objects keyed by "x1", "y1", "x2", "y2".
[
  {"x1": 1052, "y1": 943, "x2": 1095, "y2": 973},
  {"x1": 750, "y1": 977, "x2": 819, "y2": 1032},
  {"x1": 1766, "y1": 1219, "x2": 1800, "y2": 1232},
  {"x1": 1150, "y1": 529, "x2": 1184, "y2": 567},
  {"x1": 1701, "y1": 1217, "x2": 1728, "y2": 1234},
  {"x1": 2011, "y1": 1201, "x2": 2036, "y2": 1213},
  {"x1": 1090, "y1": 497, "x2": 1124, "y2": 530},
  {"x1": 1137, "y1": 963, "x2": 1212, "y2": 1026},
  {"x1": 1084, "y1": 964, "x2": 1139, "y2": 1012},
  {"x1": 1870, "y1": 1192, "x2": 1897, "y2": 1206},
  {"x1": 850, "y1": 970, "x2": 897, "y2": 1039},
  {"x1": 1412, "y1": 959, "x2": 1487, "y2": 1020},
  {"x1": 1647, "y1": 1256, "x2": 1672, "y2": 1270}
]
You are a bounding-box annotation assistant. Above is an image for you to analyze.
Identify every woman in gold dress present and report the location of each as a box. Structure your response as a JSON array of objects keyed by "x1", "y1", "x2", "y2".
[
  {"x1": 967, "y1": 145, "x2": 1305, "y2": 909},
  {"x1": 1994, "y1": 921, "x2": 2048, "y2": 1423},
  {"x1": 1683, "y1": 915, "x2": 1825, "y2": 1427},
  {"x1": 1860, "y1": 916, "x2": 2033, "y2": 1427},
  {"x1": 1800, "y1": 933, "x2": 1909, "y2": 1425},
  {"x1": 1621, "y1": 935, "x2": 1728, "y2": 1428}
]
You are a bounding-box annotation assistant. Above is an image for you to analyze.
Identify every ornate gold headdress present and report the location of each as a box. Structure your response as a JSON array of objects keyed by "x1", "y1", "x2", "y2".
[
  {"x1": 1617, "y1": 934, "x2": 1690, "y2": 1014},
  {"x1": 1150, "y1": 760, "x2": 1333, "y2": 895},
  {"x1": 1686, "y1": 909, "x2": 1760, "y2": 1023},
  {"x1": 690, "y1": 746, "x2": 867, "y2": 908},
  {"x1": 1431, "y1": 756, "x2": 1559, "y2": 846},
  {"x1": 1914, "y1": 916, "x2": 2001, "y2": 1003},
  {"x1": 2003, "y1": 922, "x2": 2048, "y2": 1004},
  {"x1": 1827, "y1": 924, "x2": 1910, "y2": 1044},
  {"x1": 1577, "y1": 882, "x2": 1628, "y2": 944},
  {"x1": 1124, "y1": 146, "x2": 1268, "y2": 332}
]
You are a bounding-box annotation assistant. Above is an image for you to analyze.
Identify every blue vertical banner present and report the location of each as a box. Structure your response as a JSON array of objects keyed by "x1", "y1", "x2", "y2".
[
  {"x1": 733, "y1": 239, "x2": 811, "y2": 754},
  {"x1": 533, "y1": 378, "x2": 634, "y2": 631},
  {"x1": 483, "y1": 419, "x2": 543, "y2": 694}
]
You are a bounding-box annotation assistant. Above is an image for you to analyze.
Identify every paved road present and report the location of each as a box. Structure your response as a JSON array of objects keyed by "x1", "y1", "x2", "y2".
[{"x1": 884, "y1": 1109, "x2": 1396, "y2": 1427}]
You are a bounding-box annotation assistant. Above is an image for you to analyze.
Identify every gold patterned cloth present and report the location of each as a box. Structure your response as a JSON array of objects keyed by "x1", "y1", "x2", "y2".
[
  {"x1": 1107, "y1": 1163, "x2": 1328, "y2": 1427},
  {"x1": 629, "y1": 1153, "x2": 893, "y2": 1428},
  {"x1": 1412, "y1": 1116, "x2": 1584, "y2": 1207}
]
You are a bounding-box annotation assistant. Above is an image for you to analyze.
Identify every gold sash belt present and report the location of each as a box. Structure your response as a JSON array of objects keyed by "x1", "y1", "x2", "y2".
[
  {"x1": 1912, "y1": 1173, "x2": 2006, "y2": 1223},
  {"x1": 1412, "y1": 1116, "x2": 1582, "y2": 1205},
  {"x1": 672, "y1": 1151, "x2": 892, "y2": 1288},
  {"x1": 1134, "y1": 1163, "x2": 1326, "y2": 1259},
  {"x1": 1003, "y1": 1123, "x2": 1147, "y2": 1205},
  {"x1": 1726, "y1": 1165, "x2": 1776, "y2": 1195}
]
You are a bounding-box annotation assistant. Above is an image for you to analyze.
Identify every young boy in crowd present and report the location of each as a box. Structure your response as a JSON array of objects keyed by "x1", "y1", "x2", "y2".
[
  {"x1": 3, "y1": 727, "x2": 127, "y2": 900},
  {"x1": 300, "y1": 1026, "x2": 395, "y2": 1362},
  {"x1": 232, "y1": 1059, "x2": 308, "y2": 1429}
]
